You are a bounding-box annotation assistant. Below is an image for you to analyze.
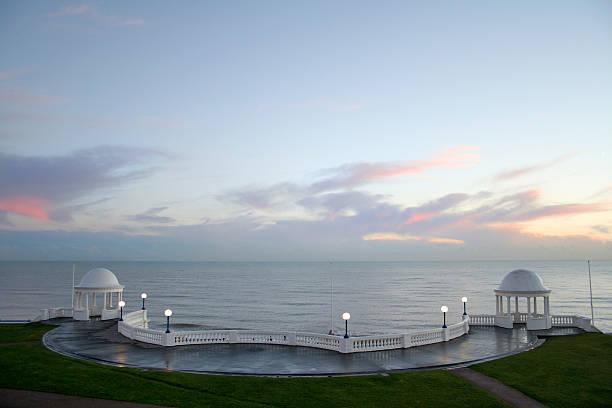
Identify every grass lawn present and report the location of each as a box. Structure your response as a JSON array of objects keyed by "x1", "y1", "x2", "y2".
[
  {"x1": 0, "y1": 321, "x2": 53, "y2": 343},
  {"x1": 472, "y1": 333, "x2": 612, "y2": 408},
  {"x1": 0, "y1": 323, "x2": 507, "y2": 408}
]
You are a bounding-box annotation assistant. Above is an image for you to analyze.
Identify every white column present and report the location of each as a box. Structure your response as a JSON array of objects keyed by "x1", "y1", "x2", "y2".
[
  {"x1": 506, "y1": 296, "x2": 511, "y2": 316},
  {"x1": 93, "y1": 292, "x2": 96, "y2": 307},
  {"x1": 534, "y1": 297, "x2": 538, "y2": 315},
  {"x1": 103, "y1": 291, "x2": 107, "y2": 310},
  {"x1": 527, "y1": 297, "x2": 531, "y2": 315},
  {"x1": 544, "y1": 297, "x2": 549, "y2": 316},
  {"x1": 496, "y1": 296, "x2": 500, "y2": 315},
  {"x1": 515, "y1": 297, "x2": 519, "y2": 314},
  {"x1": 85, "y1": 292, "x2": 89, "y2": 311}
]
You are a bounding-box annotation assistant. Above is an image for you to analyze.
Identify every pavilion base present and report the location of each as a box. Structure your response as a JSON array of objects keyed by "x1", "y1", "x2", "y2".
[{"x1": 527, "y1": 316, "x2": 552, "y2": 330}]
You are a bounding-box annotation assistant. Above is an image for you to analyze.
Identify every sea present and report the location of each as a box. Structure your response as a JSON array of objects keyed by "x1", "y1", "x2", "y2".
[{"x1": 1, "y1": 260, "x2": 610, "y2": 334}]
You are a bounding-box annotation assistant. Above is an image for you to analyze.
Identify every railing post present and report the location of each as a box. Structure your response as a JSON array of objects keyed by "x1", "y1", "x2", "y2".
[
  {"x1": 443, "y1": 327, "x2": 449, "y2": 342},
  {"x1": 287, "y1": 332, "x2": 297, "y2": 346},
  {"x1": 340, "y1": 337, "x2": 353, "y2": 353},
  {"x1": 229, "y1": 331, "x2": 238, "y2": 344},
  {"x1": 164, "y1": 331, "x2": 175, "y2": 346}
]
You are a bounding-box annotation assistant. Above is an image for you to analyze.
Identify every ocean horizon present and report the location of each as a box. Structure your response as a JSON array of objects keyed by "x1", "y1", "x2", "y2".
[{"x1": 2, "y1": 260, "x2": 610, "y2": 334}]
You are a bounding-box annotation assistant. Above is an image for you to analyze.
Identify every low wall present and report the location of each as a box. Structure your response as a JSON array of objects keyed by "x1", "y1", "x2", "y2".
[
  {"x1": 118, "y1": 310, "x2": 470, "y2": 353},
  {"x1": 470, "y1": 314, "x2": 599, "y2": 332},
  {"x1": 33, "y1": 307, "x2": 73, "y2": 321}
]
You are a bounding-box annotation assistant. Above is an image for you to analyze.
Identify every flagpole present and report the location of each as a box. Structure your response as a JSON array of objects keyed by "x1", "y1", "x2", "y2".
[
  {"x1": 588, "y1": 260, "x2": 594, "y2": 324},
  {"x1": 329, "y1": 261, "x2": 334, "y2": 335},
  {"x1": 72, "y1": 264, "x2": 75, "y2": 310}
]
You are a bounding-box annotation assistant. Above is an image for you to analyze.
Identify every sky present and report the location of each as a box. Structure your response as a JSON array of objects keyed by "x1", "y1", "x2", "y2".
[{"x1": 0, "y1": 1, "x2": 611, "y2": 261}]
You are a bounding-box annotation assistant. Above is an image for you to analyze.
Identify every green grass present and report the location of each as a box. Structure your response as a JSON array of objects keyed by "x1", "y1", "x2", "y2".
[
  {"x1": 0, "y1": 323, "x2": 507, "y2": 407},
  {"x1": 0, "y1": 322, "x2": 54, "y2": 343},
  {"x1": 472, "y1": 333, "x2": 612, "y2": 408}
]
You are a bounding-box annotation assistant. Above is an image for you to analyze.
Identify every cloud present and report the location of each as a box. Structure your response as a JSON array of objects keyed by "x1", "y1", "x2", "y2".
[
  {"x1": 46, "y1": 4, "x2": 145, "y2": 27},
  {"x1": 0, "y1": 146, "x2": 166, "y2": 222},
  {"x1": 509, "y1": 202, "x2": 611, "y2": 222},
  {"x1": 0, "y1": 87, "x2": 67, "y2": 105},
  {"x1": 493, "y1": 153, "x2": 576, "y2": 182},
  {"x1": 126, "y1": 207, "x2": 176, "y2": 224},
  {"x1": 0, "y1": 69, "x2": 32, "y2": 81},
  {"x1": 590, "y1": 184, "x2": 612, "y2": 199},
  {"x1": 47, "y1": 5, "x2": 90, "y2": 17},
  {"x1": 0, "y1": 197, "x2": 49, "y2": 221},
  {"x1": 362, "y1": 233, "x2": 464, "y2": 244},
  {"x1": 311, "y1": 146, "x2": 479, "y2": 192}
]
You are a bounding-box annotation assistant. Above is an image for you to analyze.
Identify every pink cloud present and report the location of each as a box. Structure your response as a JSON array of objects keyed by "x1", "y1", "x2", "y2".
[
  {"x1": 363, "y1": 233, "x2": 422, "y2": 241},
  {"x1": 514, "y1": 202, "x2": 611, "y2": 222},
  {"x1": 404, "y1": 212, "x2": 437, "y2": 224},
  {"x1": 427, "y1": 237, "x2": 465, "y2": 244},
  {"x1": 312, "y1": 146, "x2": 479, "y2": 191},
  {"x1": 362, "y1": 232, "x2": 464, "y2": 244},
  {"x1": 47, "y1": 5, "x2": 90, "y2": 17},
  {"x1": 0, "y1": 196, "x2": 49, "y2": 221},
  {"x1": 494, "y1": 153, "x2": 576, "y2": 182}
]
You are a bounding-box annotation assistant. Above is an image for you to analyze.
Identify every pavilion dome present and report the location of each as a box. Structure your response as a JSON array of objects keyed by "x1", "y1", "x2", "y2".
[
  {"x1": 75, "y1": 268, "x2": 123, "y2": 289},
  {"x1": 496, "y1": 269, "x2": 550, "y2": 293}
]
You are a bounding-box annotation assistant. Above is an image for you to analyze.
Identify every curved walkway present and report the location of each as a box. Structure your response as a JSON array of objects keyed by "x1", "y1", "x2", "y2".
[{"x1": 42, "y1": 319, "x2": 582, "y2": 376}]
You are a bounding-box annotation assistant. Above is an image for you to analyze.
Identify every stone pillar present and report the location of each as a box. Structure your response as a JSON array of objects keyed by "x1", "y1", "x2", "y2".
[
  {"x1": 506, "y1": 296, "x2": 511, "y2": 316},
  {"x1": 515, "y1": 296, "x2": 519, "y2": 315},
  {"x1": 103, "y1": 291, "x2": 107, "y2": 310},
  {"x1": 93, "y1": 292, "x2": 96, "y2": 307},
  {"x1": 527, "y1": 297, "x2": 531, "y2": 315},
  {"x1": 85, "y1": 292, "x2": 89, "y2": 312},
  {"x1": 544, "y1": 297, "x2": 549, "y2": 316},
  {"x1": 534, "y1": 297, "x2": 538, "y2": 315},
  {"x1": 496, "y1": 296, "x2": 500, "y2": 315}
]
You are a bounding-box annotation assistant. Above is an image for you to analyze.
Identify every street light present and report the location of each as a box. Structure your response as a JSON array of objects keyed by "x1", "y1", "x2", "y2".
[
  {"x1": 164, "y1": 309, "x2": 173, "y2": 333},
  {"x1": 441, "y1": 305, "x2": 448, "y2": 328},
  {"x1": 141, "y1": 293, "x2": 148, "y2": 310},
  {"x1": 462, "y1": 296, "x2": 468, "y2": 317},
  {"x1": 119, "y1": 300, "x2": 125, "y2": 321},
  {"x1": 342, "y1": 312, "x2": 351, "y2": 338}
]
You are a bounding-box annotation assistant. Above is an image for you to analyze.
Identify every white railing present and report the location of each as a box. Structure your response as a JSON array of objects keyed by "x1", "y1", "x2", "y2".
[
  {"x1": 468, "y1": 314, "x2": 495, "y2": 325},
  {"x1": 118, "y1": 310, "x2": 470, "y2": 353},
  {"x1": 470, "y1": 314, "x2": 599, "y2": 332},
  {"x1": 33, "y1": 307, "x2": 73, "y2": 321}
]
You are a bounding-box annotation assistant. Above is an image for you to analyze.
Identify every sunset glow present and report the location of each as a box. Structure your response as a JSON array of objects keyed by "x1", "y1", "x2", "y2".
[{"x1": 0, "y1": 2, "x2": 610, "y2": 260}]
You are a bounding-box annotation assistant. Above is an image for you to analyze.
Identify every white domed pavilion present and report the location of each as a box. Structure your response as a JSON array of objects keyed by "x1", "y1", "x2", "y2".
[
  {"x1": 494, "y1": 269, "x2": 552, "y2": 330},
  {"x1": 73, "y1": 268, "x2": 124, "y2": 321}
]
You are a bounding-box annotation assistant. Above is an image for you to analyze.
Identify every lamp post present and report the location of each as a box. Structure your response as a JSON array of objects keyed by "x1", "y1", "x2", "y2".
[
  {"x1": 119, "y1": 300, "x2": 125, "y2": 321},
  {"x1": 342, "y1": 312, "x2": 351, "y2": 338},
  {"x1": 164, "y1": 309, "x2": 173, "y2": 333},
  {"x1": 141, "y1": 293, "x2": 147, "y2": 310},
  {"x1": 441, "y1": 305, "x2": 448, "y2": 328},
  {"x1": 462, "y1": 297, "x2": 468, "y2": 317}
]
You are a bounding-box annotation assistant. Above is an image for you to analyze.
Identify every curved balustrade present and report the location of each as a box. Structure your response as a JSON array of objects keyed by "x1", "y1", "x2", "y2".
[{"x1": 118, "y1": 310, "x2": 470, "y2": 353}]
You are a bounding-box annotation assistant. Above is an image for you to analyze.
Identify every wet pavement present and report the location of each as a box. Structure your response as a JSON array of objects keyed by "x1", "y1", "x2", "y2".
[{"x1": 42, "y1": 319, "x2": 583, "y2": 376}]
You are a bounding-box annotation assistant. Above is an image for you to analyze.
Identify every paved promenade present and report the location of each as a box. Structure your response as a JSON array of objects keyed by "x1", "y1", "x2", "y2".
[{"x1": 43, "y1": 319, "x2": 581, "y2": 376}]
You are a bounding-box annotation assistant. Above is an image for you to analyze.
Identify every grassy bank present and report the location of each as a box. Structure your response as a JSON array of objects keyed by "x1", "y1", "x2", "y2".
[
  {"x1": 0, "y1": 323, "x2": 505, "y2": 407},
  {"x1": 472, "y1": 332, "x2": 612, "y2": 408},
  {"x1": 2, "y1": 323, "x2": 611, "y2": 407}
]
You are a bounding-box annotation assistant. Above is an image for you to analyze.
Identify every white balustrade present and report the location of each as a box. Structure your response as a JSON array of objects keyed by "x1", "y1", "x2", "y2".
[
  {"x1": 117, "y1": 310, "x2": 470, "y2": 353},
  {"x1": 116, "y1": 310, "x2": 599, "y2": 352},
  {"x1": 468, "y1": 314, "x2": 495, "y2": 325},
  {"x1": 470, "y1": 314, "x2": 598, "y2": 332}
]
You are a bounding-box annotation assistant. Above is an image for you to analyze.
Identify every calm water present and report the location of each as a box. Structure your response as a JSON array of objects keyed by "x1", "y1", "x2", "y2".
[{"x1": 1, "y1": 261, "x2": 610, "y2": 333}]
